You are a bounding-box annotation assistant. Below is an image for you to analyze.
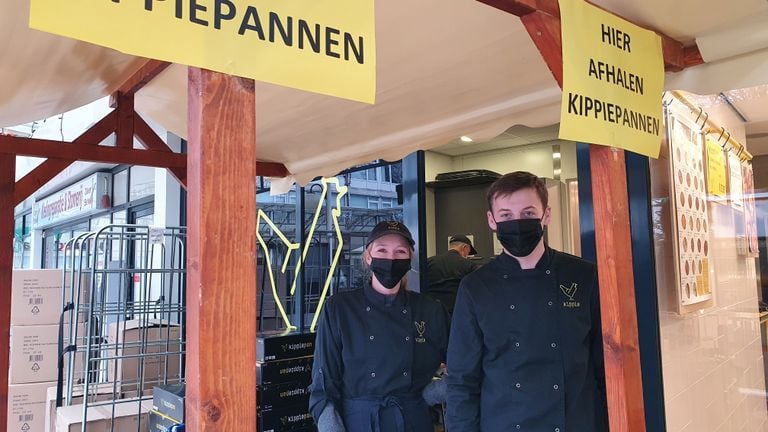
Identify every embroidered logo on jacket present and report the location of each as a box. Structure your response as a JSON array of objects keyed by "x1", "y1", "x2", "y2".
[
  {"x1": 414, "y1": 321, "x2": 427, "y2": 343},
  {"x1": 560, "y1": 282, "x2": 581, "y2": 308}
]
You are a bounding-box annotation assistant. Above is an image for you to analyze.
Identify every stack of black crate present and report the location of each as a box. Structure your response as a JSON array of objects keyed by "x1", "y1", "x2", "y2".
[{"x1": 257, "y1": 331, "x2": 317, "y2": 432}]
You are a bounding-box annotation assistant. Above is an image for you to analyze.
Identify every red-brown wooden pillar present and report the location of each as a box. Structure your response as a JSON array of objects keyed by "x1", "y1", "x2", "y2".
[
  {"x1": 186, "y1": 68, "x2": 258, "y2": 431},
  {"x1": 0, "y1": 154, "x2": 15, "y2": 432}
]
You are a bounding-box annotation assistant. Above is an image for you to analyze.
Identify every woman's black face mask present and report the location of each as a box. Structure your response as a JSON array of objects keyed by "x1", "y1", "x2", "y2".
[
  {"x1": 370, "y1": 258, "x2": 411, "y2": 289},
  {"x1": 495, "y1": 218, "x2": 544, "y2": 257}
]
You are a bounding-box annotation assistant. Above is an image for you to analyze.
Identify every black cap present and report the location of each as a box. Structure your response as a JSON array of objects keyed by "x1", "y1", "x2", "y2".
[
  {"x1": 366, "y1": 221, "x2": 415, "y2": 249},
  {"x1": 449, "y1": 234, "x2": 477, "y2": 255}
]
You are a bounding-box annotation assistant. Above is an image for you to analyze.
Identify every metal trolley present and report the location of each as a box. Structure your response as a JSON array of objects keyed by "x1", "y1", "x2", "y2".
[{"x1": 57, "y1": 224, "x2": 186, "y2": 431}]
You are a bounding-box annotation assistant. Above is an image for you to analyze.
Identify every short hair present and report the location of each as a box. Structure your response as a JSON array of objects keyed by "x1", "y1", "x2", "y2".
[
  {"x1": 448, "y1": 241, "x2": 467, "y2": 250},
  {"x1": 486, "y1": 171, "x2": 548, "y2": 211}
]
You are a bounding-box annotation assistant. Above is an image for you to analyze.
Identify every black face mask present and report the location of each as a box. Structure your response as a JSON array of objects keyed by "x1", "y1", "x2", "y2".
[
  {"x1": 370, "y1": 258, "x2": 411, "y2": 289},
  {"x1": 495, "y1": 218, "x2": 544, "y2": 257}
]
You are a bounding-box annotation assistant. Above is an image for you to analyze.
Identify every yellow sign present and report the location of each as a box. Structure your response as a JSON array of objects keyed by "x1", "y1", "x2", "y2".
[
  {"x1": 706, "y1": 139, "x2": 727, "y2": 199},
  {"x1": 30, "y1": 0, "x2": 376, "y2": 103},
  {"x1": 558, "y1": 0, "x2": 664, "y2": 158}
]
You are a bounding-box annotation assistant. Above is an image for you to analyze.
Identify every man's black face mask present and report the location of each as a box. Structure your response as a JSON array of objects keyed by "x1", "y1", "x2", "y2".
[{"x1": 495, "y1": 218, "x2": 544, "y2": 257}]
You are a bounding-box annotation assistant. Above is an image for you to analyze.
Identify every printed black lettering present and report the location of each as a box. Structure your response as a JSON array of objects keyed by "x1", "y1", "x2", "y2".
[
  {"x1": 269, "y1": 12, "x2": 292, "y2": 45},
  {"x1": 298, "y1": 20, "x2": 321, "y2": 53},
  {"x1": 588, "y1": 58, "x2": 598, "y2": 80},
  {"x1": 325, "y1": 27, "x2": 341, "y2": 58},
  {"x1": 175, "y1": 0, "x2": 183, "y2": 18},
  {"x1": 344, "y1": 33, "x2": 364, "y2": 64},
  {"x1": 239, "y1": 6, "x2": 265, "y2": 39},
  {"x1": 189, "y1": 0, "x2": 208, "y2": 26},
  {"x1": 623, "y1": 31, "x2": 631, "y2": 53},
  {"x1": 144, "y1": 0, "x2": 154, "y2": 11},
  {"x1": 214, "y1": 0, "x2": 237, "y2": 30},
  {"x1": 568, "y1": 92, "x2": 579, "y2": 114}
]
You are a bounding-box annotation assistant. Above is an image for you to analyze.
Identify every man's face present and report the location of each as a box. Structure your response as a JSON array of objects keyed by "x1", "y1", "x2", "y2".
[{"x1": 486, "y1": 187, "x2": 551, "y2": 231}]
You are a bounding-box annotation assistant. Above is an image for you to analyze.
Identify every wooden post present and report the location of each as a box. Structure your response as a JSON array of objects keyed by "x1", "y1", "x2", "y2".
[
  {"x1": 186, "y1": 68, "x2": 257, "y2": 431},
  {"x1": 0, "y1": 154, "x2": 15, "y2": 432},
  {"x1": 589, "y1": 146, "x2": 646, "y2": 432}
]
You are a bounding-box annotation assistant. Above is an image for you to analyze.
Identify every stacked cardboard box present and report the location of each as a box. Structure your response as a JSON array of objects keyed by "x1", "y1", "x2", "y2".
[
  {"x1": 257, "y1": 331, "x2": 316, "y2": 432},
  {"x1": 7, "y1": 269, "x2": 64, "y2": 432}
]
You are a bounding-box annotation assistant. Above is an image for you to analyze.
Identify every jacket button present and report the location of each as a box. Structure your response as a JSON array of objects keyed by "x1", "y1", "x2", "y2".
[
  {"x1": 402, "y1": 309, "x2": 407, "y2": 314},
  {"x1": 503, "y1": 275, "x2": 508, "y2": 279},
  {"x1": 515, "y1": 383, "x2": 521, "y2": 388},
  {"x1": 406, "y1": 336, "x2": 410, "y2": 341},
  {"x1": 553, "y1": 384, "x2": 559, "y2": 390},
  {"x1": 371, "y1": 372, "x2": 376, "y2": 378},
  {"x1": 403, "y1": 371, "x2": 408, "y2": 377},
  {"x1": 366, "y1": 306, "x2": 371, "y2": 312},
  {"x1": 546, "y1": 270, "x2": 551, "y2": 275},
  {"x1": 551, "y1": 342, "x2": 557, "y2": 348},
  {"x1": 554, "y1": 428, "x2": 560, "y2": 432},
  {"x1": 516, "y1": 426, "x2": 521, "y2": 430},
  {"x1": 370, "y1": 336, "x2": 375, "y2": 341},
  {"x1": 515, "y1": 342, "x2": 520, "y2": 348},
  {"x1": 548, "y1": 301, "x2": 553, "y2": 306},
  {"x1": 509, "y1": 304, "x2": 515, "y2": 310}
]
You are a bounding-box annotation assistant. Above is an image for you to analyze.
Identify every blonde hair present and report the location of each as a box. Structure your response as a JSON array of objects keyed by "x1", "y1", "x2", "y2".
[{"x1": 362, "y1": 244, "x2": 411, "y2": 291}]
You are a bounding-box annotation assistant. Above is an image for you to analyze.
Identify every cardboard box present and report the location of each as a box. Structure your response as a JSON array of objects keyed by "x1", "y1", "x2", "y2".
[
  {"x1": 11, "y1": 269, "x2": 63, "y2": 326},
  {"x1": 10, "y1": 325, "x2": 59, "y2": 384},
  {"x1": 149, "y1": 411, "x2": 181, "y2": 432},
  {"x1": 45, "y1": 384, "x2": 118, "y2": 432},
  {"x1": 256, "y1": 356, "x2": 313, "y2": 386},
  {"x1": 257, "y1": 381, "x2": 310, "y2": 411},
  {"x1": 152, "y1": 383, "x2": 185, "y2": 423},
  {"x1": 55, "y1": 398, "x2": 151, "y2": 432},
  {"x1": 257, "y1": 332, "x2": 316, "y2": 362},
  {"x1": 258, "y1": 403, "x2": 314, "y2": 432},
  {"x1": 7, "y1": 381, "x2": 53, "y2": 432},
  {"x1": 107, "y1": 320, "x2": 182, "y2": 393}
]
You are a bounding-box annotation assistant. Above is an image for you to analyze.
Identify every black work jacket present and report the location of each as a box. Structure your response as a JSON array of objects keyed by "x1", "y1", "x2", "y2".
[
  {"x1": 309, "y1": 281, "x2": 450, "y2": 431},
  {"x1": 425, "y1": 250, "x2": 481, "y2": 314},
  {"x1": 445, "y1": 247, "x2": 608, "y2": 432}
]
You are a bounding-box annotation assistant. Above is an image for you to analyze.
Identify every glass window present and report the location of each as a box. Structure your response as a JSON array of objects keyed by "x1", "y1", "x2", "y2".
[
  {"x1": 90, "y1": 214, "x2": 111, "y2": 232},
  {"x1": 367, "y1": 198, "x2": 380, "y2": 209},
  {"x1": 129, "y1": 166, "x2": 155, "y2": 202},
  {"x1": 113, "y1": 169, "x2": 128, "y2": 205}
]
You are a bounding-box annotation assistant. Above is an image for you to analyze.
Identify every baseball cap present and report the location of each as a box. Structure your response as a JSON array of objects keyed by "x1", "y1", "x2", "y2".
[
  {"x1": 366, "y1": 221, "x2": 415, "y2": 249},
  {"x1": 450, "y1": 234, "x2": 477, "y2": 255}
]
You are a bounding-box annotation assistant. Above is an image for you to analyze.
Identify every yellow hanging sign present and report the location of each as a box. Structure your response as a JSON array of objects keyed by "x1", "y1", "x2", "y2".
[
  {"x1": 706, "y1": 139, "x2": 727, "y2": 199},
  {"x1": 30, "y1": 0, "x2": 376, "y2": 104},
  {"x1": 558, "y1": 0, "x2": 664, "y2": 158}
]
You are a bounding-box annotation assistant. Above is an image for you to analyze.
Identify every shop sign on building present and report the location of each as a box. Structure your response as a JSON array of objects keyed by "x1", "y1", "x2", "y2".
[
  {"x1": 30, "y1": 0, "x2": 376, "y2": 103},
  {"x1": 558, "y1": 0, "x2": 665, "y2": 158},
  {"x1": 32, "y1": 173, "x2": 112, "y2": 229}
]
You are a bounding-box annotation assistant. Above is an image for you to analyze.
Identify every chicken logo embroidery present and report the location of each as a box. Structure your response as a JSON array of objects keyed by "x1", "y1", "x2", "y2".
[
  {"x1": 414, "y1": 321, "x2": 427, "y2": 343},
  {"x1": 560, "y1": 282, "x2": 581, "y2": 308}
]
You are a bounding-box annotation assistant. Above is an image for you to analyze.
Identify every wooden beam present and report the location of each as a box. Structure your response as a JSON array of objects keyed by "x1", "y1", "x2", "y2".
[
  {"x1": 590, "y1": 146, "x2": 646, "y2": 432},
  {"x1": 521, "y1": 11, "x2": 563, "y2": 87},
  {"x1": 0, "y1": 154, "x2": 15, "y2": 432},
  {"x1": 134, "y1": 114, "x2": 188, "y2": 187},
  {"x1": 115, "y1": 93, "x2": 135, "y2": 149},
  {"x1": 110, "y1": 59, "x2": 171, "y2": 107},
  {"x1": 186, "y1": 68, "x2": 257, "y2": 431},
  {"x1": 478, "y1": 0, "x2": 703, "y2": 72},
  {"x1": 0, "y1": 135, "x2": 186, "y2": 168},
  {"x1": 13, "y1": 110, "x2": 118, "y2": 205},
  {"x1": 256, "y1": 162, "x2": 289, "y2": 178},
  {"x1": 14, "y1": 158, "x2": 72, "y2": 206}
]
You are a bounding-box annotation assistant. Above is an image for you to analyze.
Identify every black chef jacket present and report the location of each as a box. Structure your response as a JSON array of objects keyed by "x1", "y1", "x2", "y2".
[
  {"x1": 425, "y1": 250, "x2": 481, "y2": 314},
  {"x1": 309, "y1": 281, "x2": 450, "y2": 432},
  {"x1": 445, "y1": 247, "x2": 608, "y2": 432}
]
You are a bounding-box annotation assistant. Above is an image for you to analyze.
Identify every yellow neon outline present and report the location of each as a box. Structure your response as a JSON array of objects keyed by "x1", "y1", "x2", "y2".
[
  {"x1": 256, "y1": 178, "x2": 347, "y2": 332},
  {"x1": 257, "y1": 210, "x2": 300, "y2": 330}
]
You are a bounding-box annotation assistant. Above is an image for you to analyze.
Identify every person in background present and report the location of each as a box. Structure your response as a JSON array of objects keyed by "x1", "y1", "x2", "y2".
[
  {"x1": 445, "y1": 171, "x2": 608, "y2": 432},
  {"x1": 424, "y1": 234, "x2": 481, "y2": 314},
  {"x1": 309, "y1": 221, "x2": 451, "y2": 432}
]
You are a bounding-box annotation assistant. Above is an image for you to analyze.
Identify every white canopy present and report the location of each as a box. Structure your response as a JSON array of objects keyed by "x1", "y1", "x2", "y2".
[{"x1": 2, "y1": 0, "x2": 768, "y2": 183}]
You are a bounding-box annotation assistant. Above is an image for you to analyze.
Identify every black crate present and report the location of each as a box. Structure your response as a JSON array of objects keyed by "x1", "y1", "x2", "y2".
[
  {"x1": 152, "y1": 383, "x2": 185, "y2": 423},
  {"x1": 258, "y1": 403, "x2": 314, "y2": 432},
  {"x1": 257, "y1": 331, "x2": 316, "y2": 362},
  {"x1": 257, "y1": 356, "x2": 313, "y2": 386},
  {"x1": 257, "y1": 381, "x2": 310, "y2": 411}
]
